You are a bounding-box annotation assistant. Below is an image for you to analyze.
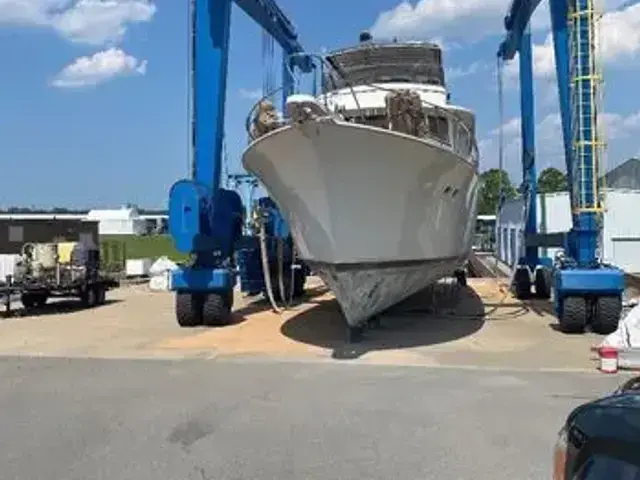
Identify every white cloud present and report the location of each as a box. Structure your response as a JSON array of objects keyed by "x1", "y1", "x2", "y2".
[
  {"x1": 480, "y1": 113, "x2": 565, "y2": 177},
  {"x1": 445, "y1": 61, "x2": 487, "y2": 81},
  {"x1": 370, "y1": 0, "x2": 507, "y2": 41},
  {"x1": 505, "y1": 2, "x2": 640, "y2": 80},
  {"x1": 0, "y1": 0, "x2": 156, "y2": 45},
  {"x1": 238, "y1": 88, "x2": 263, "y2": 100},
  {"x1": 370, "y1": 0, "x2": 638, "y2": 47},
  {"x1": 51, "y1": 47, "x2": 146, "y2": 88},
  {"x1": 479, "y1": 108, "x2": 640, "y2": 177}
]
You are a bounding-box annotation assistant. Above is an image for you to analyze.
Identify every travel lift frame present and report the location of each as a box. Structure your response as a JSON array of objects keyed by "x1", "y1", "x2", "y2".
[
  {"x1": 168, "y1": 0, "x2": 314, "y2": 327},
  {"x1": 497, "y1": 0, "x2": 624, "y2": 334}
]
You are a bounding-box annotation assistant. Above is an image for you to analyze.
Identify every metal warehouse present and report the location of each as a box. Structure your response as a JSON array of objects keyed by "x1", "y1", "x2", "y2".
[
  {"x1": 0, "y1": 219, "x2": 99, "y2": 255},
  {"x1": 496, "y1": 189, "x2": 640, "y2": 274}
]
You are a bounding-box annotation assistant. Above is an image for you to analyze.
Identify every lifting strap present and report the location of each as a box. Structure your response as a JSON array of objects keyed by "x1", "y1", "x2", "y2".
[{"x1": 261, "y1": 29, "x2": 276, "y2": 99}]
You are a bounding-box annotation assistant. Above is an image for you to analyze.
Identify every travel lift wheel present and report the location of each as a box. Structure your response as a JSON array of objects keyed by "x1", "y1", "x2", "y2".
[
  {"x1": 591, "y1": 295, "x2": 622, "y2": 335},
  {"x1": 558, "y1": 296, "x2": 588, "y2": 334},
  {"x1": 534, "y1": 266, "x2": 552, "y2": 299},
  {"x1": 175, "y1": 291, "x2": 233, "y2": 327},
  {"x1": 513, "y1": 266, "x2": 532, "y2": 299}
]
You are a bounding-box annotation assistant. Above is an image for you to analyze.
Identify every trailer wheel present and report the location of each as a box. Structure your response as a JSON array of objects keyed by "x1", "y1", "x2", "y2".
[
  {"x1": 95, "y1": 286, "x2": 106, "y2": 305},
  {"x1": 21, "y1": 293, "x2": 37, "y2": 310},
  {"x1": 35, "y1": 293, "x2": 48, "y2": 307},
  {"x1": 559, "y1": 296, "x2": 587, "y2": 334},
  {"x1": 176, "y1": 292, "x2": 202, "y2": 327},
  {"x1": 591, "y1": 296, "x2": 622, "y2": 335},
  {"x1": 81, "y1": 287, "x2": 97, "y2": 308},
  {"x1": 202, "y1": 293, "x2": 232, "y2": 326},
  {"x1": 534, "y1": 267, "x2": 552, "y2": 299}
]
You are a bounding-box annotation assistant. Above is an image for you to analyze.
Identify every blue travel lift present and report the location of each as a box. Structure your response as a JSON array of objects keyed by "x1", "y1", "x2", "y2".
[
  {"x1": 167, "y1": 0, "x2": 313, "y2": 327},
  {"x1": 497, "y1": 0, "x2": 624, "y2": 333}
]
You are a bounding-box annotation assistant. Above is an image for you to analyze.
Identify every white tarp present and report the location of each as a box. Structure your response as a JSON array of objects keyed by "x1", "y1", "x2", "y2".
[
  {"x1": 601, "y1": 300, "x2": 640, "y2": 349},
  {"x1": 149, "y1": 256, "x2": 178, "y2": 291},
  {"x1": 149, "y1": 256, "x2": 178, "y2": 275}
]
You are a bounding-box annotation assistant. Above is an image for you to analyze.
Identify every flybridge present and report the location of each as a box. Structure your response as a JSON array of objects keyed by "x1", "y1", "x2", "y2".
[{"x1": 323, "y1": 40, "x2": 445, "y2": 90}]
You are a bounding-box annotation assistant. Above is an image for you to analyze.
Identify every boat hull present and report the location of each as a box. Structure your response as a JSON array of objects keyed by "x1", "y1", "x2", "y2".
[{"x1": 242, "y1": 121, "x2": 480, "y2": 326}]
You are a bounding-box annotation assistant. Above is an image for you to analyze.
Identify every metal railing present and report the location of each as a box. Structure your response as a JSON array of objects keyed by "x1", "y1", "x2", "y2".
[{"x1": 244, "y1": 51, "x2": 479, "y2": 163}]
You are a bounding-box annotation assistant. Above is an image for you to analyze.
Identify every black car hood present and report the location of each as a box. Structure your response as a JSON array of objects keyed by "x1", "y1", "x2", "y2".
[{"x1": 567, "y1": 391, "x2": 640, "y2": 444}]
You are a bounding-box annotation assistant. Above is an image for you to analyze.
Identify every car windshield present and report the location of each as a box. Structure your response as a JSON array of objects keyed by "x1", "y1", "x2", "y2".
[{"x1": 578, "y1": 455, "x2": 640, "y2": 479}]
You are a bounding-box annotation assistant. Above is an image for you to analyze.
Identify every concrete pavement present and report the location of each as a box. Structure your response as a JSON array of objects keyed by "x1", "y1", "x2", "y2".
[{"x1": 0, "y1": 356, "x2": 629, "y2": 480}]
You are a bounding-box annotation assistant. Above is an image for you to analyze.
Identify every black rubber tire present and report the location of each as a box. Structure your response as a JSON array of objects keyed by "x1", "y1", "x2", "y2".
[
  {"x1": 591, "y1": 296, "x2": 622, "y2": 335},
  {"x1": 223, "y1": 290, "x2": 234, "y2": 310},
  {"x1": 176, "y1": 292, "x2": 202, "y2": 327},
  {"x1": 202, "y1": 293, "x2": 232, "y2": 326},
  {"x1": 81, "y1": 287, "x2": 97, "y2": 308},
  {"x1": 513, "y1": 267, "x2": 532, "y2": 299},
  {"x1": 559, "y1": 296, "x2": 587, "y2": 334},
  {"x1": 21, "y1": 293, "x2": 37, "y2": 310},
  {"x1": 534, "y1": 267, "x2": 552, "y2": 299},
  {"x1": 95, "y1": 287, "x2": 106, "y2": 305},
  {"x1": 34, "y1": 293, "x2": 48, "y2": 307}
]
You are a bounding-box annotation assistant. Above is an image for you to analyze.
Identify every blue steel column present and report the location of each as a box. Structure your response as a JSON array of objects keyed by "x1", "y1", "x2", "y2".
[
  {"x1": 192, "y1": 0, "x2": 232, "y2": 191},
  {"x1": 574, "y1": 0, "x2": 598, "y2": 265},
  {"x1": 519, "y1": 25, "x2": 539, "y2": 269},
  {"x1": 549, "y1": 0, "x2": 574, "y2": 216}
]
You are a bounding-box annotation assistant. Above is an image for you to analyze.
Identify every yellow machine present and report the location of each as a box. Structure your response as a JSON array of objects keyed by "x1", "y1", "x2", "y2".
[{"x1": 56, "y1": 242, "x2": 78, "y2": 264}]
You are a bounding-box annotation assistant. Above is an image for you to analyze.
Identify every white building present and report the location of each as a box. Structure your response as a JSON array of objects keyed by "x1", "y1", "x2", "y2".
[
  {"x1": 496, "y1": 189, "x2": 640, "y2": 273},
  {"x1": 86, "y1": 207, "x2": 148, "y2": 236}
]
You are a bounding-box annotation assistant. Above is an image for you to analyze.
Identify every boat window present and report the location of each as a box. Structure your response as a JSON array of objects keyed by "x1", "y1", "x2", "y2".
[
  {"x1": 455, "y1": 123, "x2": 471, "y2": 156},
  {"x1": 427, "y1": 115, "x2": 449, "y2": 143},
  {"x1": 352, "y1": 114, "x2": 389, "y2": 129}
]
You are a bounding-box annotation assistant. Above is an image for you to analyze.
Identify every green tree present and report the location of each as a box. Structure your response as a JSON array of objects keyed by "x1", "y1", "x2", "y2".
[
  {"x1": 537, "y1": 167, "x2": 567, "y2": 193},
  {"x1": 478, "y1": 168, "x2": 517, "y2": 215}
]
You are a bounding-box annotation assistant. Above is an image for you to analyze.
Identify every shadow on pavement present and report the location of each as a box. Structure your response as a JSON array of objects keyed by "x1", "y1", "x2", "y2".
[
  {"x1": 1, "y1": 299, "x2": 122, "y2": 319},
  {"x1": 280, "y1": 282, "x2": 488, "y2": 360}
]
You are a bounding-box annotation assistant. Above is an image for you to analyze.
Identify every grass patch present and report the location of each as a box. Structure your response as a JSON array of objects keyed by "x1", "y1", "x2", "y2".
[{"x1": 100, "y1": 235, "x2": 188, "y2": 267}]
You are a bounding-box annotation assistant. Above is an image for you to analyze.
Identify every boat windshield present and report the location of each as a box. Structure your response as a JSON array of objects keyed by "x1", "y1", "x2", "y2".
[{"x1": 323, "y1": 42, "x2": 445, "y2": 91}]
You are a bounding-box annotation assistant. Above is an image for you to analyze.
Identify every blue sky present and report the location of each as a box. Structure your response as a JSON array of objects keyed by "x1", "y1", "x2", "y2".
[{"x1": 1, "y1": 0, "x2": 640, "y2": 209}]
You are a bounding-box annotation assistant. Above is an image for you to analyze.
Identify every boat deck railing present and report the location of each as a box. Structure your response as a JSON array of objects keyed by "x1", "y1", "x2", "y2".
[{"x1": 244, "y1": 52, "x2": 478, "y2": 164}]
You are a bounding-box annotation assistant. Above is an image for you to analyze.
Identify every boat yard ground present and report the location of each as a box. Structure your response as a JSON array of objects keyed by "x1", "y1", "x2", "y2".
[
  {"x1": 1, "y1": 277, "x2": 636, "y2": 479},
  {"x1": 0, "y1": 277, "x2": 611, "y2": 370}
]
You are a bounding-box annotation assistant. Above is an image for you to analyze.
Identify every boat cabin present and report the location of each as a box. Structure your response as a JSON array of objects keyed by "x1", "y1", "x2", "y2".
[
  {"x1": 322, "y1": 40, "x2": 446, "y2": 91},
  {"x1": 320, "y1": 36, "x2": 475, "y2": 156}
]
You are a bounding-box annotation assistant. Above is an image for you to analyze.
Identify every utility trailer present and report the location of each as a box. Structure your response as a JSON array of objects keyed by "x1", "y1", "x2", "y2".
[
  {"x1": 0, "y1": 273, "x2": 119, "y2": 315},
  {"x1": 0, "y1": 240, "x2": 120, "y2": 315}
]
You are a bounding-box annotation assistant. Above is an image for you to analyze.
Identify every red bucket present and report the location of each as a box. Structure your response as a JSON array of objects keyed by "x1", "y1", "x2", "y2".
[{"x1": 599, "y1": 346, "x2": 619, "y2": 374}]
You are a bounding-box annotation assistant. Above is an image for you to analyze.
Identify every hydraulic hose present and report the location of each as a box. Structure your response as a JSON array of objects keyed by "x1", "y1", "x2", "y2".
[
  {"x1": 276, "y1": 238, "x2": 291, "y2": 309},
  {"x1": 258, "y1": 212, "x2": 280, "y2": 313}
]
